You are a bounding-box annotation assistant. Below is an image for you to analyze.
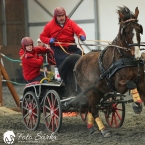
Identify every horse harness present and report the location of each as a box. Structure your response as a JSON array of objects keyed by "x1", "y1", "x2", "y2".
[
  {"x1": 98, "y1": 45, "x2": 144, "y2": 91},
  {"x1": 98, "y1": 19, "x2": 144, "y2": 91}
]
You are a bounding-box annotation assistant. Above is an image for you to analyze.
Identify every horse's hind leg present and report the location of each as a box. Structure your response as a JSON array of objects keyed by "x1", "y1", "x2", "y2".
[
  {"x1": 87, "y1": 111, "x2": 95, "y2": 134},
  {"x1": 87, "y1": 90, "x2": 111, "y2": 137}
]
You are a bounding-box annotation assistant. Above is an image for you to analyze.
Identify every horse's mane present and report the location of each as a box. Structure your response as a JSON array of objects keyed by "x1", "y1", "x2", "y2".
[{"x1": 117, "y1": 6, "x2": 138, "y2": 22}]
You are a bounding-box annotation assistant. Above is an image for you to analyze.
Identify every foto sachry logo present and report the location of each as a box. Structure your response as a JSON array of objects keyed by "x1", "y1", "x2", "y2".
[{"x1": 3, "y1": 130, "x2": 15, "y2": 144}]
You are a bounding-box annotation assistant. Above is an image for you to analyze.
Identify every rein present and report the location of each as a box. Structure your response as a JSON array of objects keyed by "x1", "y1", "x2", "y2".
[
  {"x1": 54, "y1": 41, "x2": 132, "y2": 51},
  {"x1": 56, "y1": 37, "x2": 84, "y2": 56}
]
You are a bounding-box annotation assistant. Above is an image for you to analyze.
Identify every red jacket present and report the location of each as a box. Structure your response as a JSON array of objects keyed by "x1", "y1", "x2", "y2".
[
  {"x1": 19, "y1": 47, "x2": 47, "y2": 81},
  {"x1": 40, "y1": 16, "x2": 86, "y2": 46}
]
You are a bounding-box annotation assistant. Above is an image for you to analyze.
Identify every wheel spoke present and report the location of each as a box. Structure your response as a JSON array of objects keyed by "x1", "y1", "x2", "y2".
[
  {"x1": 45, "y1": 113, "x2": 51, "y2": 119},
  {"x1": 116, "y1": 107, "x2": 123, "y2": 111},
  {"x1": 115, "y1": 109, "x2": 122, "y2": 120},
  {"x1": 44, "y1": 105, "x2": 50, "y2": 111},
  {"x1": 47, "y1": 96, "x2": 52, "y2": 108},
  {"x1": 23, "y1": 112, "x2": 29, "y2": 119},
  {"x1": 54, "y1": 113, "x2": 59, "y2": 119},
  {"x1": 113, "y1": 112, "x2": 118, "y2": 126},
  {"x1": 50, "y1": 93, "x2": 54, "y2": 107},
  {"x1": 32, "y1": 103, "x2": 37, "y2": 110},
  {"x1": 54, "y1": 116, "x2": 58, "y2": 127},
  {"x1": 24, "y1": 98, "x2": 29, "y2": 107},
  {"x1": 32, "y1": 114, "x2": 36, "y2": 123},
  {"x1": 26, "y1": 117, "x2": 31, "y2": 127},
  {"x1": 23, "y1": 106, "x2": 28, "y2": 111},
  {"x1": 30, "y1": 117, "x2": 33, "y2": 129},
  {"x1": 53, "y1": 97, "x2": 57, "y2": 108},
  {"x1": 47, "y1": 117, "x2": 52, "y2": 129},
  {"x1": 51, "y1": 117, "x2": 54, "y2": 132},
  {"x1": 32, "y1": 112, "x2": 38, "y2": 117},
  {"x1": 110, "y1": 112, "x2": 114, "y2": 125},
  {"x1": 54, "y1": 106, "x2": 59, "y2": 112}
]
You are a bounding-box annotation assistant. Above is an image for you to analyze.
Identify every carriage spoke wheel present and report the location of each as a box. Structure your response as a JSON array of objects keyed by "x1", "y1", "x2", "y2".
[
  {"x1": 22, "y1": 91, "x2": 40, "y2": 130},
  {"x1": 105, "y1": 96, "x2": 125, "y2": 128},
  {"x1": 43, "y1": 90, "x2": 62, "y2": 133}
]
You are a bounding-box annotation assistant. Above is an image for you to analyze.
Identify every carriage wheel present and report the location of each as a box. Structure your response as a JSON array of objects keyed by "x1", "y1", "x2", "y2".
[
  {"x1": 105, "y1": 96, "x2": 125, "y2": 128},
  {"x1": 43, "y1": 90, "x2": 62, "y2": 133},
  {"x1": 22, "y1": 91, "x2": 40, "y2": 130}
]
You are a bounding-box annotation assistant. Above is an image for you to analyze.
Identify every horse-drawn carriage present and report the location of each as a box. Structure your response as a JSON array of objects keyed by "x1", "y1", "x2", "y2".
[
  {"x1": 20, "y1": 6, "x2": 145, "y2": 137},
  {"x1": 20, "y1": 76, "x2": 133, "y2": 133}
]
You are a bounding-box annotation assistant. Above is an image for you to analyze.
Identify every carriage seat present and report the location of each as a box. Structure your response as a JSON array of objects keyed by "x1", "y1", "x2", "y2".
[{"x1": 24, "y1": 77, "x2": 50, "y2": 88}]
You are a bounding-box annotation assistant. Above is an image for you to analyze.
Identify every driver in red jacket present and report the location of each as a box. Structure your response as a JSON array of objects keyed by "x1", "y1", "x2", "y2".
[
  {"x1": 19, "y1": 37, "x2": 49, "y2": 83},
  {"x1": 40, "y1": 6, "x2": 86, "y2": 68}
]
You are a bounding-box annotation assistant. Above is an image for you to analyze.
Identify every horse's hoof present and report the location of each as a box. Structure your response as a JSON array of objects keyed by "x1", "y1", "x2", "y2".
[
  {"x1": 101, "y1": 129, "x2": 111, "y2": 138},
  {"x1": 132, "y1": 102, "x2": 142, "y2": 114},
  {"x1": 89, "y1": 126, "x2": 97, "y2": 134}
]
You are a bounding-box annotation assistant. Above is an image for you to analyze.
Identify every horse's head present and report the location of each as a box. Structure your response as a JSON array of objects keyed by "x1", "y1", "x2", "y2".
[{"x1": 117, "y1": 6, "x2": 143, "y2": 59}]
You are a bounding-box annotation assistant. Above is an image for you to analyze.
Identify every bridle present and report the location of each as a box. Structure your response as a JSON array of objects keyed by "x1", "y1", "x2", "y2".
[{"x1": 119, "y1": 19, "x2": 143, "y2": 47}]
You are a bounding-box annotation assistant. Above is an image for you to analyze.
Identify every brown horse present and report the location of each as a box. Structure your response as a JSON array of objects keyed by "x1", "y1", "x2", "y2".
[{"x1": 59, "y1": 6, "x2": 145, "y2": 137}]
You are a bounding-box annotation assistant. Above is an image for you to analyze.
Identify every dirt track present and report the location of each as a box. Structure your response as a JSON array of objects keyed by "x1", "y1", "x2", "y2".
[{"x1": 1, "y1": 86, "x2": 145, "y2": 145}]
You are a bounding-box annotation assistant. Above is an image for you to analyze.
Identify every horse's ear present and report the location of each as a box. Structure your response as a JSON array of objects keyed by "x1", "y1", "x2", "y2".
[
  {"x1": 118, "y1": 10, "x2": 124, "y2": 20},
  {"x1": 134, "y1": 7, "x2": 139, "y2": 19}
]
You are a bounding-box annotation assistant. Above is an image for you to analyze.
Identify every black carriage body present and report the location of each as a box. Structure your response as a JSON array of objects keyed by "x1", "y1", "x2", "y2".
[{"x1": 22, "y1": 81, "x2": 66, "y2": 99}]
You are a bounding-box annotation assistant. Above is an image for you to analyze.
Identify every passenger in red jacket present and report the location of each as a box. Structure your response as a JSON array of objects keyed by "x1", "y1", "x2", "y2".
[
  {"x1": 40, "y1": 6, "x2": 86, "y2": 68},
  {"x1": 19, "y1": 37, "x2": 49, "y2": 82}
]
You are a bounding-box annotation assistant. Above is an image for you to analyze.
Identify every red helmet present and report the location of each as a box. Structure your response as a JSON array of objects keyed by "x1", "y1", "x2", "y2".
[
  {"x1": 21, "y1": 37, "x2": 33, "y2": 50},
  {"x1": 53, "y1": 7, "x2": 66, "y2": 17}
]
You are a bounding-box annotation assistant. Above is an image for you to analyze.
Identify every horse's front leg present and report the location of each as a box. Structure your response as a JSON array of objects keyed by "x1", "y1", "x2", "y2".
[
  {"x1": 137, "y1": 81, "x2": 145, "y2": 105},
  {"x1": 127, "y1": 80, "x2": 144, "y2": 114}
]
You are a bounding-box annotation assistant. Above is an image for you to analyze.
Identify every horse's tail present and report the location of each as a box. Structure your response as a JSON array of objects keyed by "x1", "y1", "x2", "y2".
[{"x1": 59, "y1": 54, "x2": 81, "y2": 95}]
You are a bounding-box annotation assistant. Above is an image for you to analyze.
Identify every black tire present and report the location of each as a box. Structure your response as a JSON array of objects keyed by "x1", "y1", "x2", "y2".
[
  {"x1": 22, "y1": 91, "x2": 40, "y2": 130},
  {"x1": 104, "y1": 95, "x2": 125, "y2": 128},
  {"x1": 43, "y1": 90, "x2": 62, "y2": 133}
]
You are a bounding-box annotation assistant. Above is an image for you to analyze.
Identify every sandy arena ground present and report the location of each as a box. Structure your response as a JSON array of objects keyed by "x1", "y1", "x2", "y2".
[{"x1": 1, "y1": 85, "x2": 145, "y2": 145}]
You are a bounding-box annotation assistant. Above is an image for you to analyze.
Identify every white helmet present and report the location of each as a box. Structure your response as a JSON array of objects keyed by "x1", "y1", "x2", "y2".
[{"x1": 37, "y1": 38, "x2": 42, "y2": 42}]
